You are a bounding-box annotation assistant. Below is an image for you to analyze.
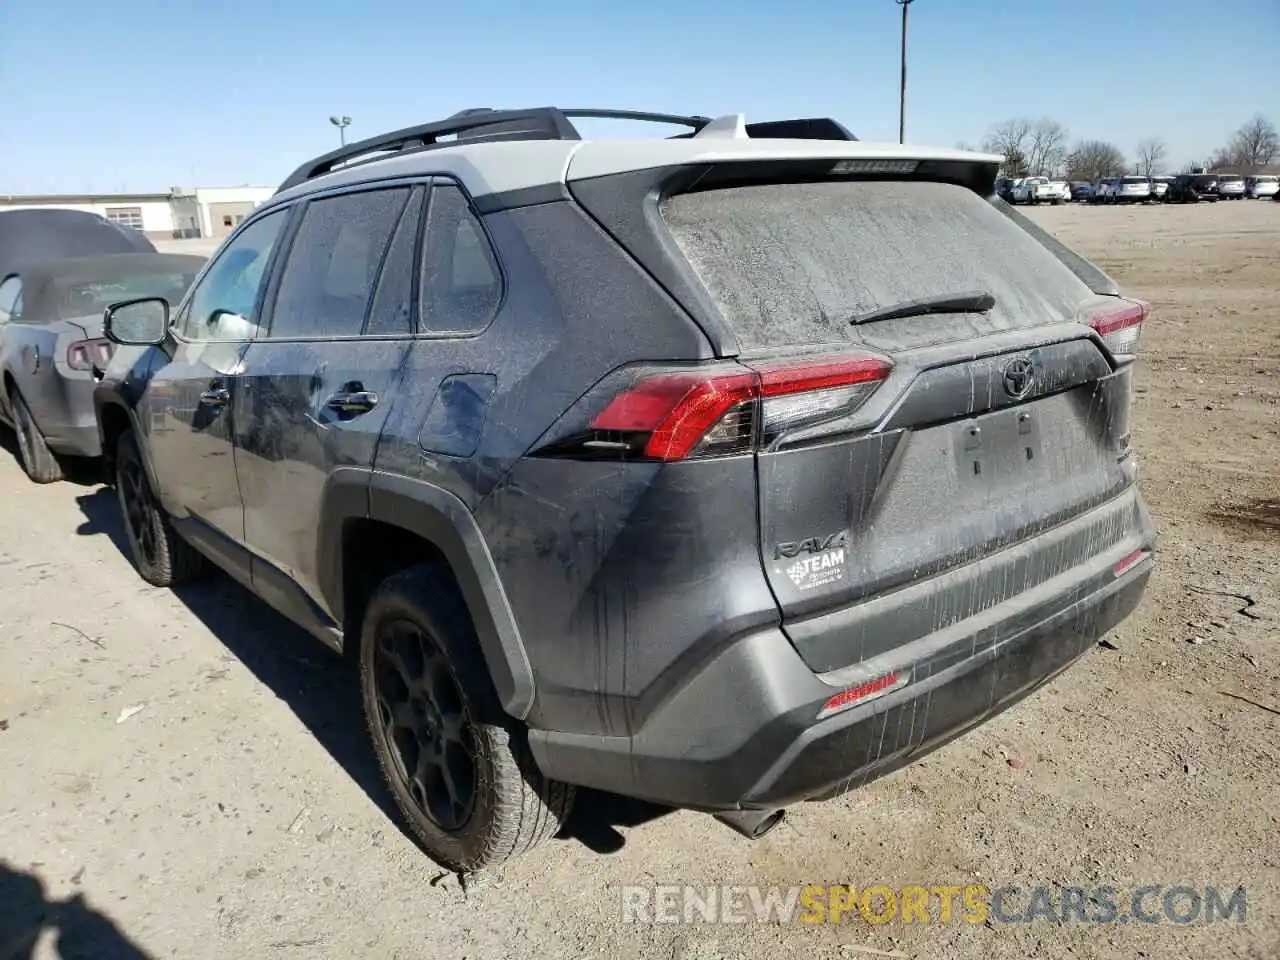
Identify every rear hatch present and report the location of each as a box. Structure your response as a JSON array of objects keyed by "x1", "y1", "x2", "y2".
[{"x1": 566, "y1": 145, "x2": 1144, "y2": 673}]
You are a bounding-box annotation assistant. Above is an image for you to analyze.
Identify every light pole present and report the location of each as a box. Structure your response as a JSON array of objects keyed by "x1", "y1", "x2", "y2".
[
  {"x1": 895, "y1": 0, "x2": 915, "y2": 144},
  {"x1": 329, "y1": 115, "x2": 352, "y2": 147}
]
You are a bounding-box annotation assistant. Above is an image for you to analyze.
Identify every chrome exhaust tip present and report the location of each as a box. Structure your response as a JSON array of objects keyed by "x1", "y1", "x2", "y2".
[{"x1": 714, "y1": 808, "x2": 786, "y2": 840}]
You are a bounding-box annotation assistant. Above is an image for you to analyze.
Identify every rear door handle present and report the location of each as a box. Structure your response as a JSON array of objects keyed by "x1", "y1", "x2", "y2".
[
  {"x1": 199, "y1": 385, "x2": 231, "y2": 407},
  {"x1": 324, "y1": 389, "x2": 379, "y2": 415}
]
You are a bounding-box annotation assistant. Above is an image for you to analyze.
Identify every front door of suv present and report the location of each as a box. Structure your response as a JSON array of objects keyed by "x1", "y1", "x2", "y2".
[
  {"x1": 234, "y1": 184, "x2": 420, "y2": 630},
  {"x1": 140, "y1": 209, "x2": 288, "y2": 568}
]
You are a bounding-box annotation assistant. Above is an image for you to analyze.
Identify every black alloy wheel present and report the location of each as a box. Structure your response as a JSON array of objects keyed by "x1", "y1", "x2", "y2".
[
  {"x1": 372, "y1": 616, "x2": 477, "y2": 831},
  {"x1": 118, "y1": 449, "x2": 160, "y2": 570}
]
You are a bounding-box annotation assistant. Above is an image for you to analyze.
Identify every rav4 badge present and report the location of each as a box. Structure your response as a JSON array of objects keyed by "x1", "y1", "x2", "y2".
[{"x1": 775, "y1": 530, "x2": 849, "y2": 591}]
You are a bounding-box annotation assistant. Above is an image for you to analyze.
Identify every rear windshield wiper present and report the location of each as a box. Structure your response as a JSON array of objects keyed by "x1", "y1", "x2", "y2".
[{"x1": 849, "y1": 290, "x2": 996, "y2": 326}]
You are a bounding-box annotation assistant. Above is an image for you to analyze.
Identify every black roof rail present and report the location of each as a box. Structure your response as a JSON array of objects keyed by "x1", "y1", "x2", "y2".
[
  {"x1": 277, "y1": 108, "x2": 576, "y2": 193},
  {"x1": 276, "y1": 107, "x2": 857, "y2": 194}
]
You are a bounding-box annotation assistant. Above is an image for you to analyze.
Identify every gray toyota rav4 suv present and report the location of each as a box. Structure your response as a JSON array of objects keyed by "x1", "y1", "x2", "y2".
[{"x1": 94, "y1": 107, "x2": 1156, "y2": 872}]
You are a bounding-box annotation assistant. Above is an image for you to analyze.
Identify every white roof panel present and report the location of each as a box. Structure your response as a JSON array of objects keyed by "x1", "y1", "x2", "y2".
[
  {"x1": 270, "y1": 134, "x2": 1002, "y2": 204},
  {"x1": 271, "y1": 140, "x2": 583, "y2": 204}
]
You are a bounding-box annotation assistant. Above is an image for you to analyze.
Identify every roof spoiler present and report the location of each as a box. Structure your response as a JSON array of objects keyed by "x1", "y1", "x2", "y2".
[{"x1": 275, "y1": 107, "x2": 859, "y2": 194}]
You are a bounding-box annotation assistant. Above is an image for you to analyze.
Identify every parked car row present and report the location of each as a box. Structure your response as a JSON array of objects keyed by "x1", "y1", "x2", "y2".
[
  {"x1": 0, "y1": 210, "x2": 205, "y2": 481},
  {"x1": 998, "y1": 173, "x2": 1280, "y2": 205},
  {"x1": 1, "y1": 114, "x2": 1157, "y2": 873},
  {"x1": 998, "y1": 176, "x2": 1071, "y2": 204}
]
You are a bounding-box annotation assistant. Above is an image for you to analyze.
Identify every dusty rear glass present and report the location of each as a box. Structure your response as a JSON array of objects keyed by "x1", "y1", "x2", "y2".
[
  {"x1": 58, "y1": 273, "x2": 197, "y2": 318},
  {"x1": 661, "y1": 179, "x2": 1093, "y2": 351}
]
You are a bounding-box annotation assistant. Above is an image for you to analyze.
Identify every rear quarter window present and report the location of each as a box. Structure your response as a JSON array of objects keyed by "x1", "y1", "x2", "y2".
[
  {"x1": 419, "y1": 183, "x2": 503, "y2": 336},
  {"x1": 660, "y1": 180, "x2": 1093, "y2": 351}
]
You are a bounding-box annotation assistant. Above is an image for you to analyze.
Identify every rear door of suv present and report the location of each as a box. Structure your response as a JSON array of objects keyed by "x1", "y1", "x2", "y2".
[
  {"x1": 233, "y1": 183, "x2": 422, "y2": 627},
  {"x1": 568, "y1": 153, "x2": 1145, "y2": 676}
]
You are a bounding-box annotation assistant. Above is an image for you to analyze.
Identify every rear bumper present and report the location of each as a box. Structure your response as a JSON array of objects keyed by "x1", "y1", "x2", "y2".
[
  {"x1": 529, "y1": 493, "x2": 1156, "y2": 811},
  {"x1": 44, "y1": 421, "x2": 103, "y2": 458},
  {"x1": 31, "y1": 375, "x2": 102, "y2": 458}
]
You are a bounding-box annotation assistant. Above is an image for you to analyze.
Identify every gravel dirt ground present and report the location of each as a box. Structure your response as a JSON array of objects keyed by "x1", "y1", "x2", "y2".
[{"x1": 2, "y1": 201, "x2": 1277, "y2": 960}]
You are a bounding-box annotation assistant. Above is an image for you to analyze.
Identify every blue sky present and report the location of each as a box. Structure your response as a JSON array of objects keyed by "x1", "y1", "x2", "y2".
[{"x1": 1, "y1": 0, "x2": 1276, "y2": 193}]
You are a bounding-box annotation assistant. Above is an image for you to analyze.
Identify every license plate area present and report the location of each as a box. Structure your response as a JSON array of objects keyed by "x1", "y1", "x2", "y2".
[{"x1": 955, "y1": 406, "x2": 1044, "y2": 488}]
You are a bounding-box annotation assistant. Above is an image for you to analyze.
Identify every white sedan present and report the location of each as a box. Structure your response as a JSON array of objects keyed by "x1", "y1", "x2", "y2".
[
  {"x1": 1101, "y1": 177, "x2": 1153, "y2": 203},
  {"x1": 1245, "y1": 175, "x2": 1279, "y2": 199}
]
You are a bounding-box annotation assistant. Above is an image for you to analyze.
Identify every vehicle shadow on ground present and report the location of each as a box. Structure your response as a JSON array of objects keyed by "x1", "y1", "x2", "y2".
[
  {"x1": 72, "y1": 486, "x2": 671, "y2": 864},
  {"x1": 0, "y1": 860, "x2": 153, "y2": 959}
]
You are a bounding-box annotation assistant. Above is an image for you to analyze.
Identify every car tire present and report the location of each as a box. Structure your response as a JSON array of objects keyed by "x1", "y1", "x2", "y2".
[
  {"x1": 360, "y1": 564, "x2": 575, "y2": 873},
  {"x1": 114, "y1": 430, "x2": 206, "y2": 587},
  {"x1": 9, "y1": 389, "x2": 63, "y2": 484}
]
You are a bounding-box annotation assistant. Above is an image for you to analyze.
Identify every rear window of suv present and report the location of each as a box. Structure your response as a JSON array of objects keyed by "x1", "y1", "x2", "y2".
[{"x1": 661, "y1": 179, "x2": 1092, "y2": 351}]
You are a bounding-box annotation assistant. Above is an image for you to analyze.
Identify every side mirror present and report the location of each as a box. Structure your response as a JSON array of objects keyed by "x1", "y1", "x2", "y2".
[{"x1": 104, "y1": 297, "x2": 169, "y2": 346}]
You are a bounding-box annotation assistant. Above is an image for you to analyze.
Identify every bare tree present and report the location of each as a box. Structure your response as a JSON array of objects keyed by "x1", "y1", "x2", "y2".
[
  {"x1": 955, "y1": 141, "x2": 979, "y2": 152},
  {"x1": 1026, "y1": 119, "x2": 1069, "y2": 177},
  {"x1": 1134, "y1": 137, "x2": 1168, "y2": 177},
  {"x1": 1066, "y1": 140, "x2": 1126, "y2": 182},
  {"x1": 1208, "y1": 146, "x2": 1236, "y2": 172},
  {"x1": 981, "y1": 118, "x2": 1033, "y2": 177},
  {"x1": 1227, "y1": 115, "x2": 1279, "y2": 171}
]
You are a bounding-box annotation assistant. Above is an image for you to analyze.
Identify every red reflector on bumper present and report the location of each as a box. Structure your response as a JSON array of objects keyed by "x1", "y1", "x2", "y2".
[
  {"x1": 818, "y1": 671, "x2": 906, "y2": 719},
  {"x1": 1112, "y1": 549, "x2": 1150, "y2": 578}
]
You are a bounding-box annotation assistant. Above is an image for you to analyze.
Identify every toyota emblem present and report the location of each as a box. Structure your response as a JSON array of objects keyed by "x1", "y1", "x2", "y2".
[{"x1": 1002, "y1": 357, "x2": 1036, "y2": 400}]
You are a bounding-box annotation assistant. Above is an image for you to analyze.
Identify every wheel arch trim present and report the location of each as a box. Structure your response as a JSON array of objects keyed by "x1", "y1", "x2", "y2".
[
  {"x1": 319, "y1": 469, "x2": 536, "y2": 720},
  {"x1": 91, "y1": 389, "x2": 160, "y2": 490}
]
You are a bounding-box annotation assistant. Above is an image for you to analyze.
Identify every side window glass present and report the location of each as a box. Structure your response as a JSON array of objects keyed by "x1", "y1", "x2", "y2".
[
  {"x1": 420, "y1": 183, "x2": 502, "y2": 335},
  {"x1": 269, "y1": 188, "x2": 409, "y2": 339},
  {"x1": 182, "y1": 211, "x2": 286, "y2": 341},
  {"x1": 365, "y1": 189, "x2": 424, "y2": 336},
  {"x1": 0, "y1": 276, "x2": 21, "y2": 323}
]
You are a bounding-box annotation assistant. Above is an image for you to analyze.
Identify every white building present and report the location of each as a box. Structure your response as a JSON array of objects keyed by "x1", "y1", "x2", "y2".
[{"x1": 0, "y1": 185, "x2": 276, "y2": 241}]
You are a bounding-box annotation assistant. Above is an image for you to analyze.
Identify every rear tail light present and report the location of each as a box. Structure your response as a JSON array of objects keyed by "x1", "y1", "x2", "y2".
[
  {"x1": 66, "y1": 337, "x2": 115, "y2": 372},
  {"x1": 1088, "y1": 300, "x2": 1147, "y2": 357},
  {"x1": 587, "y1": 355, "x2": 893, "y2": 461}
]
